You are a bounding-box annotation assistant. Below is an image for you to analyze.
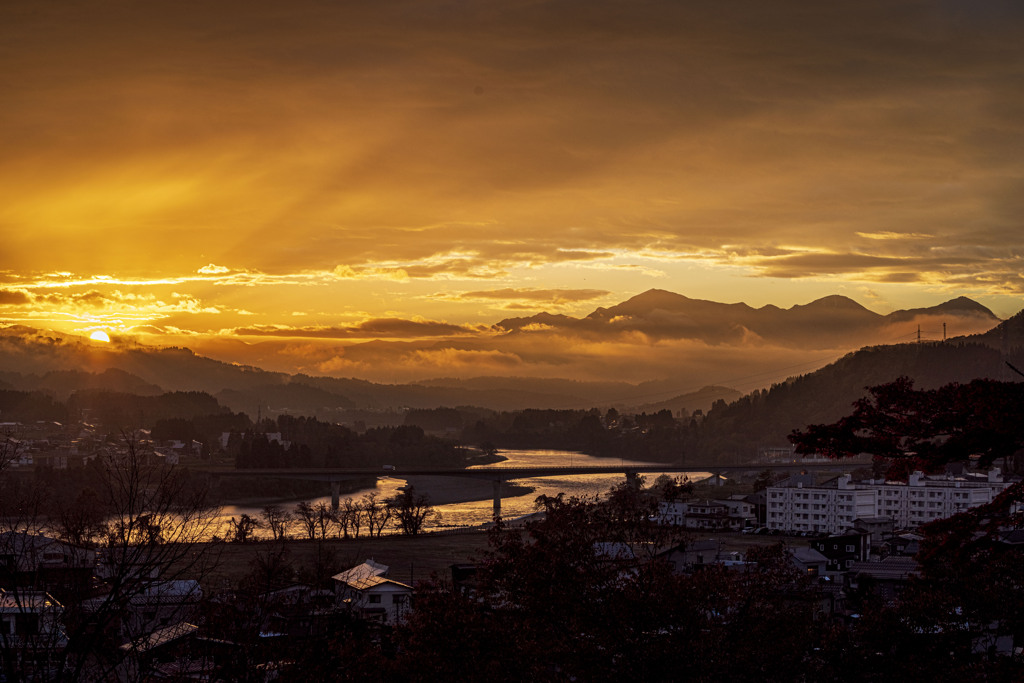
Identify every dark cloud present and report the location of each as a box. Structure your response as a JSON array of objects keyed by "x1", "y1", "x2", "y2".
[
  {"x1": 234, "y1": 318, "x2": 480, "y2": 340},
  {"x1": 0, "y1": 289, "x2": 31, "y2": 305}
]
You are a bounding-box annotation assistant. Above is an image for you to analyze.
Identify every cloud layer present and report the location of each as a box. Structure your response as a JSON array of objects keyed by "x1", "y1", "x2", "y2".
[{"x1": 1, "y1": 0, "x2": 1023, "y2": 381}]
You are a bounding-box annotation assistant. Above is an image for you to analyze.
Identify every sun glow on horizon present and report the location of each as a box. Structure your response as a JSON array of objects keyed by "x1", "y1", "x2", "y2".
[{"x1": 89, "y1": 330, "x2": 111, "y2": 343}]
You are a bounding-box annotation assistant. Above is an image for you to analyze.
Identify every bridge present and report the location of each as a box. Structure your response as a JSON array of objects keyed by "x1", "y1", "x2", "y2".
[{"x1": 208, "y1": 461, "x2": 856, "y2": 518}]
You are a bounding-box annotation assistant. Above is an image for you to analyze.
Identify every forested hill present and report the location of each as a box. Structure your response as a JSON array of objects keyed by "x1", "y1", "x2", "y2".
[{"x1": 693, "y1": 338, "x2": 1019, "y2": 462}]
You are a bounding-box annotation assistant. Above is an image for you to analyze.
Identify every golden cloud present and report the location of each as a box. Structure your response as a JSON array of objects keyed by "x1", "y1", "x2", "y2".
[{"x1": 3, "y1": 0, "x2": 1024, "y2": 349}]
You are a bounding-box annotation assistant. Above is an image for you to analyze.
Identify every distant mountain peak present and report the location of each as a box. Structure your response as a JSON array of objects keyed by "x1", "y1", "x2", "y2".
[
  {"x1": 885, "y1": 297, "x2": 999, "y2": 325},
  {"x1": 795, "y1": 295, "x2": 874, "y2": 312},
  {"x1": 932, "y1": 296, "x2": 997, "y2": 316}
]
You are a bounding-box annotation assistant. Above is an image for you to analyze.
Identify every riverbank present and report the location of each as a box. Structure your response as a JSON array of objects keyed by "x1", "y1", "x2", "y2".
[{"x1": 217, "y1": 474, "x2": 535, "y2": 509}]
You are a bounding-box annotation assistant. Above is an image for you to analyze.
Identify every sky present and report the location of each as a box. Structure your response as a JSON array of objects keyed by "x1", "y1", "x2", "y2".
[{"x1": 2, "y1": 0, "x2": 1023, "y2": 386}]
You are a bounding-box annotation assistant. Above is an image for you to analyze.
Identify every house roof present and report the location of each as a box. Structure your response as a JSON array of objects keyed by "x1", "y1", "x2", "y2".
[
  {"x1": 121, "y1": 622, "x2": 198, "y2": 654},
  {"x1": 790, "y1": 547, "x2": 828, "y2": 565},
  {"x1": 0, "y1": 588, "x2": 61, "y2": 612},
  {"x1": 849, "y1": 557, "x2": 920, "y2": 581},
  {"x1": 332, "y1": 559, "x2": 388, "y2": 586}
]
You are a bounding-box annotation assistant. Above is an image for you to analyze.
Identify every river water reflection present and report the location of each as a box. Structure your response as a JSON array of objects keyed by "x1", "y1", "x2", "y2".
[{"x1": 218, "y1": 449, "x2": 710, "y2": 536}]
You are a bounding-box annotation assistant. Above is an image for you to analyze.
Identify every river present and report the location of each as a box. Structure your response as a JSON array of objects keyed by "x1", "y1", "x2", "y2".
[{"x1": 217, "y1": 449, "x2": 710, "y2": 537}]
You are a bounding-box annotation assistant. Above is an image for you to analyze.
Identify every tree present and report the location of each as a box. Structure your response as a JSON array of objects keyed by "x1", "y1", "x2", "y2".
[
  {"x1": 0, "y1": 431, "x2": 19, "y2": 472},
  {"x1": 230, "y1": 514, "x2": 260, "y2": 543},
  {"x1": 650, "y1": 473, "x2": 691, "y2": 502},
  {"x1": 336, "y1": 497, "x2": 364, "y2": 539},
  {"x1": 789, "y1": 376, "x2": 1024, "y2": 479},
  {"x1": 752, "y1": 468, "x2": 776, "y2": 492},
  {"x1": 259, "y1": 503, "x2": 292, "y2": 541},
  {"x1": 40, "y1": 436, "x2": 222, "y2": 681},
  {"x1": 242, "y1": 545, "x2": 295, "y2": 596},
  {"x1": 53, "y1": 488, "x2": 108, "y2": 547},
  {"x1": 391, "y1": 493, "x2": 822, "y2": 681},
  {"x1": 386, "y1": 486, "x2": 438, "y2": 536},
  {"x1": 293, "y1": 501, "x2": 318, "y2": 540},
  {"x1": 361, "y1": 491, "x2": 392, "y2": 538},
  {"x1": 313, "y1": 502, "x2": 334, "y2": 540}
]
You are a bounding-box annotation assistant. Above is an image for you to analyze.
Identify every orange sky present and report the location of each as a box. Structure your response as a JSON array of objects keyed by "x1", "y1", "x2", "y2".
[{"x1": 2, "y1": 0, "x2": 1023, "y2": 385}]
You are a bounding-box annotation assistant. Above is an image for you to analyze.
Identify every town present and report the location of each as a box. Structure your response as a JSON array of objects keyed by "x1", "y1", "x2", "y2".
[{"x1": 2, "y1": 384, "x2": 1022, "y2": 680}]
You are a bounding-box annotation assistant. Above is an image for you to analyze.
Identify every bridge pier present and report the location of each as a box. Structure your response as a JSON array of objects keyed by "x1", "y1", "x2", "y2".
[
  {"x1": 493, "y1": 479, "x2": 502, "y2": 519},
  {"x1": 331, "y1": 481, "x2": 341, "y2": 510}
]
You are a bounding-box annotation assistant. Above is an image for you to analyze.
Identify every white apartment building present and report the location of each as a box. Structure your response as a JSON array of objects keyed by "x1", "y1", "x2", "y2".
[
  {"x1": 766, "y1": 469, "x2": 1010, "y2": 534},
  {"x1": 867, "y1": 469, "x2": 1006, "y2": 529},
  {"x1": 767, "y1": 475, "x2": 877, "y2": 534}
]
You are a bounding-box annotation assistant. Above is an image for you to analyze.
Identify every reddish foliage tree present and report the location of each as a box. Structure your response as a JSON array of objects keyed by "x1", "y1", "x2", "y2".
[{"x1": 789, "y1": 377, "x2": 1024, "y2": 479}]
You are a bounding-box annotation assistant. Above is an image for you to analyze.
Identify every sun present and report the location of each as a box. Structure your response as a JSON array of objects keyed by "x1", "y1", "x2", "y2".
[{"x1": 89, "y1": 330, "x2": 111, "y2": 343}]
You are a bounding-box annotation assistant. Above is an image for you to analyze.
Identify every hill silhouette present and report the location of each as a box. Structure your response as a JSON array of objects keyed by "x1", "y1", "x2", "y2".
[{"x1": 690, "y1": 310, "x2": 1024, "y2": 462}]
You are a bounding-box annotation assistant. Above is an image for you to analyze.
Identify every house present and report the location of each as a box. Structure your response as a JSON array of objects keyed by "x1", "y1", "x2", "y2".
[
  {"x1": 124, "y1": 580, "x2": 203, "y2": 636},
  {"x1": 881, "y1": 531, "x2": 923, "y2": 557},
  {"x1": 251, "y1": 584, "x2": 340, "y2": 639},
  {"x1": 852, "y1": 516, "x2": 895, "y2": 549},
  {"x1": 152, "y1": 448, "x2": 180, "y2": 466},
  {"x1": 788, "y1": 547, "x2": 829, "y2": 577},
  {"x1": 332, "y1": 560, "x2": 412, "y2": 625},
  {"x1": 845, "y1": 556, "x2": 920, "y2": 601},
  {"x1": 657, "y1": 499, "x2": 746, "y2": 531},
  {"x1": 0, "y1": 532, "x2": 96, "y2": 599},
  {"x1": 116, "y1": 621, "x2": 208, "y2": 682},
  {"x1": 809, "y1": 531, "x2": 870, "y2": 573},
  {"x1": 721, "y1": 495, "x2": 756, "y2": 524},
  {"x1": 0, "y1": 588, "x2": 67, "y2": 679},
  {"x1": 657, "y1": 540, "x2": 723, "y2": 572}
]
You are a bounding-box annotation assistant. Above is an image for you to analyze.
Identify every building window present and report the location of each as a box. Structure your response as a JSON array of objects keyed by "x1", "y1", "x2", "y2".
[{"x1": 368, "y1": 594, "x2": 382, "y2": 604}]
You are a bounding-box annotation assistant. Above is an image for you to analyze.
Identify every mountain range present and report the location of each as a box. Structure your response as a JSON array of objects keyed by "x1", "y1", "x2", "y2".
[
  {"x1": 497, "y1": 289, "x2": 998, "y2": 347},
  {"x1": 0, "y1": 290, "x2": 1014, "y2": 422}
]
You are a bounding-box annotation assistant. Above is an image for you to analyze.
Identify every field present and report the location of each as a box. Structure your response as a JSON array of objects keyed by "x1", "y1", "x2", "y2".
[
  {"x1": 191, "y1": 527, "x2": 780, "y2": 592},
  {"x1": 197, "y1": 530, "x2": 495, "y2": 590}
]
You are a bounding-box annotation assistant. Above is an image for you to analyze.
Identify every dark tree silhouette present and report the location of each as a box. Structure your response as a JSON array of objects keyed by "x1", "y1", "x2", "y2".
[
  {"x1": 387, "y1": 486, "x2": 437, "y2": 536},
  {"x1": 789, "y1": 376, "x2": 1024, "y2": 479}
]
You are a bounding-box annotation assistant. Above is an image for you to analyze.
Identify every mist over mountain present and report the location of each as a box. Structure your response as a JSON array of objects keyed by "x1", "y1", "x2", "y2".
[
  {"x1": 497, "y1": 289, "x2": 999, "y2": 348},
  {"x1": 0, "y1": 290, "x2": 1009, "y2": 425}
]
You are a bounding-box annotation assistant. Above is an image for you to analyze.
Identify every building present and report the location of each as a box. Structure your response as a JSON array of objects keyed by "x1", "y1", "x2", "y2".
[
  {"x1": 0, "y1": 532, "x2": 96, "y2": 599},
  {"x1": 657, "y1": 499, "x2": 750, "y2": 531},
  {"x1": 0, "y1": 589, "x2": 67, "y2": 679},
  {"x1": 767, "y1": 475, "x2": 877, "y2": 534},
  {"x1": 332, "y1": 560, "x2": 412, "y2": 625},
  {"x1": 866, "y1": 469, "x2": 1006, "y2": 529},
  {"x1": 766, "y1": 469, "x2": 1011, "y2": 534},
  {"x1": 809, "y1": 531, "x2": 870, "y2": 573}
]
